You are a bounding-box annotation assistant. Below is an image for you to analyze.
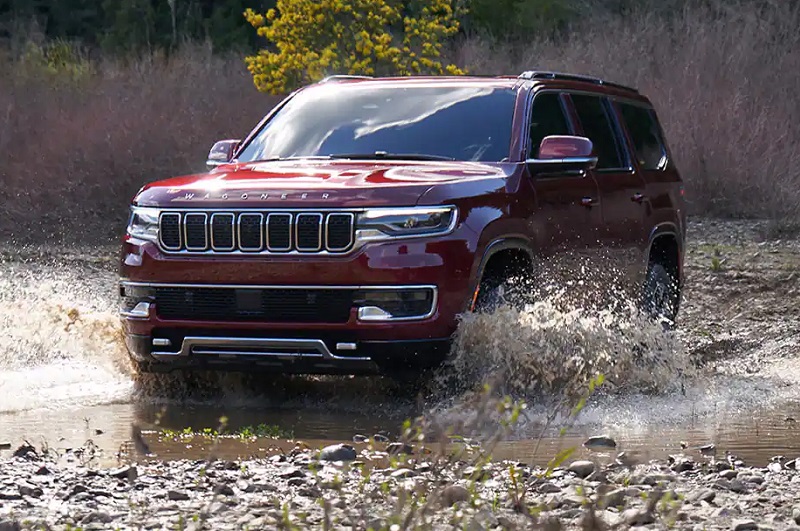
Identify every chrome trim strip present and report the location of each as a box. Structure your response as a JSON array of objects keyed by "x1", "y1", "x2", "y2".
[
  {"x1": 237, "y1": 213, "x2": 264, "y2": 252},
  {"x1": 151, "y1": 336, "x2": 371, "y2": 362},
  {"x1": 210, "y1": 213, "x2": 235, "y2": 251},
  {"x1": 325, "y1": 212, "x2": 355, "y2": 252},
  {"x1": 266, "y1": 213, "x2": 292, "y2": 252},
  {"x1": 295, "y1": 212, "x2": 323, "y2": 252},
  {"x1": 158, "y1": 212, "x2": 182, "y2": 251},
  {"x1": 121, "y1": 281, "x2": 437, "y2": 291},
  {"x1": 183, "y1": 212, "x2": 209, "y2": 251},
  {"x1": 120, "y1": 301, "x2": 152, "y2": 319}
]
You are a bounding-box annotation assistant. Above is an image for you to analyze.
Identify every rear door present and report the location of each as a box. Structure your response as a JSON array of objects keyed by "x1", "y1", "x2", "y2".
[
  {"x1": 567, "y1": 92, "x2": 648, "y2": 294},
  {"x1": 523, "y1": 91, "x2": 605, "y2": 291}
]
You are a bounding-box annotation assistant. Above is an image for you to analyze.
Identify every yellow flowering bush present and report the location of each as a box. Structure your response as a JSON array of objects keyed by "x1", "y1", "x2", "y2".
[{"x1": 243, "y1": 0, "x2": 466, "y2": 94}]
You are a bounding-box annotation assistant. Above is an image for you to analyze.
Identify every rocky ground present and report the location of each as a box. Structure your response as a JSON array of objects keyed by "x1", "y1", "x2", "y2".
[
  {"x1": 2, "y1": 218, "x2": 800, "y2": 530},
  {"x1": 2, "y1": 436, "x2": 800, "y2": 530}
]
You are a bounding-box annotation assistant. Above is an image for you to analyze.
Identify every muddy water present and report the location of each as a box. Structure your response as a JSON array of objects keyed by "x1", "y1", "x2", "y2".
[{"x1": 2, "y1": 221, "x2": 800, "y2": 468}]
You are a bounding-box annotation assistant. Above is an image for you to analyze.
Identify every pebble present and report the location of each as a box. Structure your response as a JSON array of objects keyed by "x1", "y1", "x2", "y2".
[
  {"x1": 567, "y1": 460, "x2": 595, "y2": 479},
  {"x1": 0, "y1": 443, "x2": 10, "y2": 450},
  {"x1": 440, "y1": 485, "x2": 470, "y2": 506},
  {"x1": 732, "y1": 520, "x2": 758, "y2": 531},
  {"x1": 390, "y1": 468, "x2": 417, "y2": 479},
  {"x1": 583, "y1": 435, "x2": 617, "y2": 450},
  {"x1": 386, "y1": 442, "x2": 413, "y2": 455},
  {"x1": 352, "y1": 434, "x2": 369, "y2": 443},
  {"x1": 720, "y1": 470, "x2": 739, "y2": 480},
  {"x1": 319, "y1": 444, "x2": 357, "y2": 462},
  {"x1": 167, "y1": 490, "x2": 189, "y2": 501}
]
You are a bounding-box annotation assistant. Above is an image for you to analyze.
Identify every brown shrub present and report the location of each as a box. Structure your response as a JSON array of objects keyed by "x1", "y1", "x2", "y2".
[
  {"x1": 0, "y1": 43, "x2": 279, "y2": 244},
  {"x1": 1, "y1": 1, "x2": 799, "y2": 244}
]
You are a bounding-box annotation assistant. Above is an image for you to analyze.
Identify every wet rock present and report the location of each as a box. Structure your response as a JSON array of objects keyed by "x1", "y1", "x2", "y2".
[
  {"x1": 287, "y1": 477, "x2": 307, "y2": 487},
  {"x1": 792, "y1": 506, "x2": 800, "y2": 525},
  {"x1": 386, "y1": 442, "x2": 413, "y2": 455},
  {"x1": 18, "y1": 483, "x2": 42, "y2": 498},
  {"x1": 640, "y1": 473, "x2": 676, "y2": 486},
  {"x1": 390, "y1": 468, "x2": 416, "y2": 479},
  {"x1": 109, "y1": 465, "x2": 138, "y2": 481},
  {"x1": 34, "y1": 465, "x2": 51, "y2": 475},
  {"x1": 720, "y1": 469, "x2": 739, "y2": 480},
  {"x1": 740, "y1": 473, "x2": 765, "y2": 485},
  {"x1": 278, "y1": 467, "x2": 305, "y2": 479},
  {"x1": 12, "y1": 443, "x2": 36, "y2": 460},
  {"x1": 688, "y1": 489, "x2": 716, "y2": 504},
  {"x1": 671, "y1": 458, "x2": 696, "y2": 473},
  {"x1": 537, "y1": 482, "x2": 562, "y2": 494},
  {"x1": 623, "y1": 508, "x2": 655, "y2": 526},
  {"x1": 601, "y1": 488, "x2": 627, "y2": 508},
  {"x1": 732, "y1": 519, "x2": 758, "y2": 531},
  {"x1": 319, "y1": 444, "x2": 357, "y2": 462},
  {"x1": 767, "y1": 462, "x2": 782, "y2": 473},
  {"x1": 440, "y1": 485, "x2": 470, "y2": 506},
  {"x1": 567, "y1": 460, "x2": 595, "y2": 478},
  {"x1": 236, "y1": 480, "x2": 255, "y2": 493},
  {"x1": 0, "y1": 490, "x2": 22, "y2": 501},
  {"x1": 729, "y1": 479, "x2": 749, "y2": 493},
  {"x1": 81, "y1": 512, "x2": 113, "y2": 525},
  {"x1": 212, "y1": 483, "x2": 234, "y2": 496},
  {"x1": 167, "y1": 490, "x2": 189, "y2": 501},
  {"x1": 373, "y1": 434, "x2": 390, "y2": 443},
  {"x1": 584, "y1": 435, "x2": 617, "y2": 450},
  {"x1": 352, "y1": 434, "x2": 369, "y2": 443},
  {"x1": 0, "y1": 520, "x2": 20, "y2": 531}
]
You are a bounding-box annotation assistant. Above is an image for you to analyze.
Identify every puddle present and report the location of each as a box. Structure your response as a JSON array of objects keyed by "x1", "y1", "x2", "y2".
[{"x1": 2, "y1": 228, "x2": 800, "y2": 468}]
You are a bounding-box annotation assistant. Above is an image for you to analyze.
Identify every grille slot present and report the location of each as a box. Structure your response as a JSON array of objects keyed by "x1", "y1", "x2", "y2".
[
  {"x1": 155, "y1": 287, "x2": 355, "y2": 323},
  {"x1": 210, "y1": 213, "x2": 235, "y2": 251},
  {"x1": 156, "y1": 210, "x2": 354, "y2": 254},
  {"x1": 296, "y1": 213, "x2": 323, "y2": 251},
  {"x1": 238, "y1": 213, "x2": 263, "y2": 251},
  {"x1": 184, "y1": 213, "x2": 208, "y2": 250},
  {"x1": 267, "y1": 213, "x2": 292, "y2": 251},
  {"x1": 159, "y1": 213, "x2": 182, "y2": 250},
  {"x1": 326, "y1": 213, "x2": 354, "y2": 251}
]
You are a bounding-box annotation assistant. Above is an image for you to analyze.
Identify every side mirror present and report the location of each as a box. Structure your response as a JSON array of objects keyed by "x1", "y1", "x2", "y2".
[
  {"x1": 526, "y1": 135, "x2": 598, "y2": 177},
  {"x1": 206, "y1": 139, "x2": 241, "y2": 169}
]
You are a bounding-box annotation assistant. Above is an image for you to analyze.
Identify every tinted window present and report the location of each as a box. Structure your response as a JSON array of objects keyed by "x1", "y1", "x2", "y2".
[
  {"x1": 236, "y1": 85, "x2": 517, "y2": 163},
  {"x1": 619, "y1": 103, "x2": 667, "y2": 170},
  {"x1": 570, "y1": 94, "x2": 625, "y2": 170},
  {"x1": 528, "y1": 93, "x2": 571, "y2": 157}
]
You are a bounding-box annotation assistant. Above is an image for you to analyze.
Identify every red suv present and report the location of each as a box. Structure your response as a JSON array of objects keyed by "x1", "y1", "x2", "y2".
[{"x1": 120, "y1": 71, "x2": 686, "y2": 378}]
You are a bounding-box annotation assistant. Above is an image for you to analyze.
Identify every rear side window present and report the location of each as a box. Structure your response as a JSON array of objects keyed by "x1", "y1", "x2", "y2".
[
  {"x1": 528, "y1": 93, "x2": 571, "y2": 158},
  {"x1": 570, "y1": 94, "x2": 626, "y2": 170},
  {"x1": 619, "y1": 103, "x2": 667, "y2": 170}
]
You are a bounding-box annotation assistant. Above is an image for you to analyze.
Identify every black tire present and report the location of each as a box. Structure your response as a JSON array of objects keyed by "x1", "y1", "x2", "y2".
[
  {"x1": 641, "y1": 262, "x2": 680, "y2": 328},
  {"x1": 473, "y1": 276, "x2": 527, "y2": 314}
]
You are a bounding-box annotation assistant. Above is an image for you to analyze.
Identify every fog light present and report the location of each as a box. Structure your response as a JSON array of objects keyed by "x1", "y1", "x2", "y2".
[
  {"x1": 122, "y1": 301, "x2": 152, "y2": 318},
  {"x1": 355, "y1": 287, "x2": 436, "y2": 321}
]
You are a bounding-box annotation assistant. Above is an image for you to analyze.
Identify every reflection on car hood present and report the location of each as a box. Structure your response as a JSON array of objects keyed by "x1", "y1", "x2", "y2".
[{"x1": 133, "y1": 160, "x2": 515, "y2": 208}]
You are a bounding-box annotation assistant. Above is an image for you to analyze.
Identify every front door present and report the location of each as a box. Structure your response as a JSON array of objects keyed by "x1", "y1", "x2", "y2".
[
  {"x1": 523, "y1": 91, "x2": 605, "y2": 301},
  {"x1": 567, "y1": 93, "x2": 648, "y2": 300}
]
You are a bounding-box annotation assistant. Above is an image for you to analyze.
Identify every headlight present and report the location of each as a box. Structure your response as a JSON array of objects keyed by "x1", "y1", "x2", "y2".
[
  {"x1": 126, "y1": 206, "x2": 160, "y2": 243},
  {"x1": 356, "y1": 206, "x2": 457, "y2": 241}
]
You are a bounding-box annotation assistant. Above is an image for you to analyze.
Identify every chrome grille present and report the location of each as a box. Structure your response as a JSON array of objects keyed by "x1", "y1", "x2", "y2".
[{"x1": 157, "y1": 211, "x2": 355, "y2": 254}]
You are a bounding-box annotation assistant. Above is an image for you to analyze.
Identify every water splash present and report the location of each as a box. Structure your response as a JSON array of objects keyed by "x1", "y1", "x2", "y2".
[{"x1": 0, "y1": 257, "x2": 134, "y2": 413}]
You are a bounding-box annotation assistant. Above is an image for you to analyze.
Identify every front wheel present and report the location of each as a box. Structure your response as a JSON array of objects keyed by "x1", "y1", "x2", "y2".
[{"x1": 641, "y1": 262, "x2": 680, "y2": 328}]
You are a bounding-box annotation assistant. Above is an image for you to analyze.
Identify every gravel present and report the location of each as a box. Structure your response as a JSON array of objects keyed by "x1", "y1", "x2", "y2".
[{"x1": 2, "y1": 442, "x2": 799, "y2": 530}]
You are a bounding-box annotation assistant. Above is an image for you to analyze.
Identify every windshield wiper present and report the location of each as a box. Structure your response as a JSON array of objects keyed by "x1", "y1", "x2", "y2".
[{"x1": 329, "y1": 151, "x2": 456, "y2": 161}]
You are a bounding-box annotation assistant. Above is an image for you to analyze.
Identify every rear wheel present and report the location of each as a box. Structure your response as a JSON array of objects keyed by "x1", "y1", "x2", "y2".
[{"x1": 641, "y1": 262, "x2": 680, "y2": 328}]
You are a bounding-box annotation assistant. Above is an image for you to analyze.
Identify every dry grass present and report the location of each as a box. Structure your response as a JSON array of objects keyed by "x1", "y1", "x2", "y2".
[
  {"x1": 1, "y1": 1, "x2": 799, "y2": 244},
  {"x1": 0, "y1": 43, "x2": 279, "y2": 243},
  {"x1": 461, "y1": 1, "x2": 800, "y2": 227}
]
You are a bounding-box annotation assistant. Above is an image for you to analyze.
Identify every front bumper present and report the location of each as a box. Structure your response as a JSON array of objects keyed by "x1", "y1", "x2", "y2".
[{"x1": 119, "y1": 232, "x2": 476, "y2": 374}]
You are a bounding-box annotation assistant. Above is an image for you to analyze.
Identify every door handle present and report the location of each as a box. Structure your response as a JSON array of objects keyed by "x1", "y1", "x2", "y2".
[
  {"x1": 631, "y1": 193, "x2": 646, "y2": 203},
  {"x1": 580, "y1": 197, "x2": 597, "y2": 208}
]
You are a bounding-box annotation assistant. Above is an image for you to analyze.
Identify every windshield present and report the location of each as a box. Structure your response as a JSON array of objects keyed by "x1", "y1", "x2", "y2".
[{"x1": 235, "y1": 84, "x2": 517, "y2": 163}]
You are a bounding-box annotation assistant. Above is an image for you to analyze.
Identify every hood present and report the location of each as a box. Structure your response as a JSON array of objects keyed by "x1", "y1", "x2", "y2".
[{"x1": 133, "y1": 160, "x2": 515, "y2": 208}]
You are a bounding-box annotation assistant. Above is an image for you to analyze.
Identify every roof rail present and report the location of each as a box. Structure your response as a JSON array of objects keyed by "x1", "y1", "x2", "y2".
[
  {"x1": 518, "y1": 70, "x2": 639, "y2": 93},
  {"x1": 318, "y1": 75, "x2": 373, "y2": 83}
]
